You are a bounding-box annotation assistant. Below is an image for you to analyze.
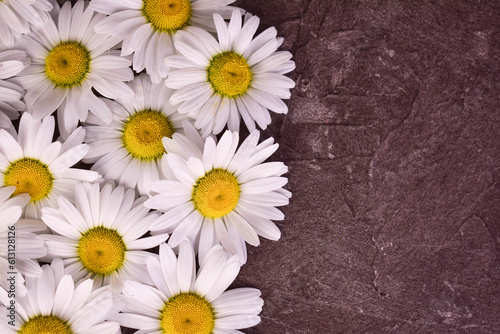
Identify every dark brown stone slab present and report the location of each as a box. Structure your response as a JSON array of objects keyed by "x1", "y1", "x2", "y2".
[
  {"x1": 111, "y1": 0, "x2": 500, "y2": 332},
  {"x1": 232, "y1": 0, "x2": 500, "y2": 333}
]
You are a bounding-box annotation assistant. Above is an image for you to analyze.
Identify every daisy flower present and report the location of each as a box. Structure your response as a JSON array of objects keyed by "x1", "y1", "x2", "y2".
[
  {"x1": 0, "y1": 0, "x2": 52, "y2": 47},
  {"x1": 41, "y1": 181, "x2": 169, "y2": 292},
  {"x1": 0, "y1": 48, "x2": 30, "y2": 136},
  {"x1": 90, "y1": 0, "x2": 238, "y2": 83},
  {"x1": 83, "y1": 73, "x2": 195, "y2": 195},
  {"x1": 112, "y1": 240, "x2": 263, "y2": 333},
  {"x1": 0, "y1": 258, "x2": 122, "y2": 334},
  {"x1": 0, "y1": 113, "x2": 100, "y2": 219},
  {"x1": 165, "y1": 10, "x2": 296, "y2": 136},
  {"x1": 15, "y1": 0, "x2": 134, "y2": 138},
  {"x1": 145, "y1": 130, "x2": 291, "y2": 264},
  {"x1": 0, "y1": 186, "x2": 46, "y2": 297}
]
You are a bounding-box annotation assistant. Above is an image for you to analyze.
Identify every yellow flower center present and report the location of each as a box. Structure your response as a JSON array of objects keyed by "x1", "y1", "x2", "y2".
[
  {"x1": 77, "y1": 226, "x2": 126, "y2": 276},
  {"x1": 4, "y1": 158, "x2": 53, "y2": 202},
  {"x1": 208, "y1": 52, "x2": 252, "y2": 97},
  {"x1": 192, "y1": 168, "x2": 240, "y2": 219},
  {"x1": 122, "y1": 110, "x2": 175, "y2": 161},
  {"x1": 45, "y1": 41, "x2": 90, "y2": 87},
  {"x1": 160, "y1": 293, "x2": 215, "y2": 334},
  {"x1": 18, "y1": 315, "x2": 73, "y2": 334},
  {"x1": 142, "y1": 0, "x2": 192, "y2": 32}
]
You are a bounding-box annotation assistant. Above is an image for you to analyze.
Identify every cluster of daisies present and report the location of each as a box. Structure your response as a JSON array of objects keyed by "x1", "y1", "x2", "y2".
[{"x1": 0, "y1": 0, "x2": 294, "y2": 333}]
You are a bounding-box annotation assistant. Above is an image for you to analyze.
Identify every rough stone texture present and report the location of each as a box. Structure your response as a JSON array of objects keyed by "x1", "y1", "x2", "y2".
[
  {"x1": 230, "y1": 0, "x2": 500, "y2": 333},
  {"x1": 116, "y1": 1, "x2": 500, "y2": 333}
]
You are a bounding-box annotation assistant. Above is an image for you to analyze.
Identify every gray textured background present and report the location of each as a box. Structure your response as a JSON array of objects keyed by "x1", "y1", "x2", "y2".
[{"x1": 230, "y1": 0, "x2": 500, "y2": 333}]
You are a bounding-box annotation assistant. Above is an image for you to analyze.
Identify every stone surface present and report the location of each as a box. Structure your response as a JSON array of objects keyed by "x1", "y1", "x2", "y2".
[
  {"x1": 115, "y1": 1, "x2": 500, "y2": 333},
  {"x1": 231, "y1": 0, "x2": 500, "y2": 333}
]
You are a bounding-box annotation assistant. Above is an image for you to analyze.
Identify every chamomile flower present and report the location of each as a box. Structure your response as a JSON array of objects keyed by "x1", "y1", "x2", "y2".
[
  {"x1": 83, "y1": 73, "x2": 194, "y2": 195},
  {"x1": 165, "y1": 10, "x2": 296, "y2": 136},
  {"x1": 41, "y1": 182, "x2": 169, "y2": 292},
  {"x1": 145, "y1": 130, "x2": 291, "y2": 264},
  {"x1": 0, "y1": 0, "x2": 52, "y2": 47},
  {"x1": 111, "y1": 240, "x2": 263, "y2": 333},
  {"x1": 0, "y1": 258, "x2": 122, "y2": 334},
  {"x1": 90, "y1": 0, "x2": 237, "y2": 83},
  {"x1": 0, "y1": 48, "x2": 30, "y2": 136},
  {"x1": 0, "y1": 186, "x2": 46, "y2": 297},
  {"x1": 0, "y1": 113, "x2": 100, "y2": 219},
  {"x1": 15, "y1": 0, "x2": 134, "y2": 138}
]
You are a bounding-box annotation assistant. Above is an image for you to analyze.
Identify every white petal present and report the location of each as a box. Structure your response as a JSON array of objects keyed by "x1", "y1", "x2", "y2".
[
  {"x1": 32, "y1": 86, "x2": 68, "y2": 120},
  {"x1": 216, "y1": 314, "x2": 261, "y2": 330},
  {"x1": 37, "y1": 265, "x2": 55, "y2": 314},
  {"x1": 235, "y1": 207, "x2": 281, "y2": 240},
  {"x1": 194, "y1": 248, "x2": 227, "y2": 297},
  {"x1": 213, "y1": 131, "x2": 238, "y2": 169},
  {"x1": 226, "y1": 9, "x2": 242, "y2": 48},
  {"x1": 204, "y1": 255, "x2": 241, "y2": 302},
  {"x1": 240, "y1": 177, "x2": 288, "y2": 194},
  {"x1": 0, "y1": 129, "x2": 23, "y2": 161},
  {"x1": 168, "y1": 210, "x2": 203, "y2": 247},
  {"x1": 52, "y1": 275, "x2": 74, "y2": 316},
  {"x1": 246, "y1": 88, "x2": 288, "y2": 114},
  {"x1": 159, "y1": 243, "x2": 180, "y2": 297},
  {"x1": 213, "y1": 13, "x2": 230, "y2": 50},
  {"x1": 41, "y1": 209, "x2": 81, "y2": 239},
  {"x1": 80, "y1": 322, "x2": 121, "y2": 334},
  {"x1": 109, "y1": 313, "x2": 159, "y2": 330},
  {"x1": 225, "y1": 211, "x2": 259, "y2": 246},
  {"x1": 234, "y1": 16, "x2": 259, "y2": 54},
  {"x1": 127, "y1": 234, "x2": 169, "y2": 250},
  {"x1": 176, "y1": 240, "x2": 196, "y2": 292}
]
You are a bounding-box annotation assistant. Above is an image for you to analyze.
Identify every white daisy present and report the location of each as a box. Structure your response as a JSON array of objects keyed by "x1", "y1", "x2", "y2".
[
  {"x1": 165, "y1": 10, "x2": 296, "y2": 136},
  {"x1": 83, "y1": 73, "x2": 195, "y2": 195},
  {"x1": 0, "y1": 258, "x2": 122, "y2": 334},
  {"x1": 0, "y1": 186, "x2": 46, "y2": 297},
  {"x1": 90, "y1": 0, "x2": 238, "y2": 83},
  {"x1": 41, "y1": 181, "x2": 169, "y2": 292},
  {"x1": 14, "y1": 0, "x2": 134, "y2": 138},
  {"x1": 0, "y1": 113, "x2": 100, "y2": 219},
  {"x1": 0, "y1": 0, "x2": 52, "y2": 47},
  {"x1": 111, "y1": 240, "x2": 263, "y2": 333},
  {"x1": 145, "y1": 130, "x2": 291, "y2": 264},
  {"x1": 0, "y1": 48, "x2": 30, "y2": 136}
]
